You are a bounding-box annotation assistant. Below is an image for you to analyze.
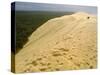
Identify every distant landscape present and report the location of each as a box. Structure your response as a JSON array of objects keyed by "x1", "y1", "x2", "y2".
[
  {"x1": 11, "y1": 2, "x2": 97, "y2": 73},
  {"x1": 15, "y1": 11, "x2": 74, "y2": 54}
]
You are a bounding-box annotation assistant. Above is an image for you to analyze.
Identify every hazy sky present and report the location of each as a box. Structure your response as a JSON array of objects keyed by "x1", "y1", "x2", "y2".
[{"x1": 15, "y1": 2, "x2": 97, "y2": 15}]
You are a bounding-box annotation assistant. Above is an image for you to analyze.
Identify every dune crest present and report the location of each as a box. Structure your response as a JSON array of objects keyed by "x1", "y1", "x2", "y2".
[{"x1": 15, "y1": 12, "x2": 97, "y2": 73}]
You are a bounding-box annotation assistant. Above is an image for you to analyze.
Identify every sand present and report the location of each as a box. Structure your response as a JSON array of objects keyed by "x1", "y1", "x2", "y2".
[{"x1": 15, "y1": 12, "x2": 97, "y2": 73}]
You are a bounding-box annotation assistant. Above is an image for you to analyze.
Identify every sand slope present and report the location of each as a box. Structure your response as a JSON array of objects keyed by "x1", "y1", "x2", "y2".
[{"x1": 15, "y1": 12, "x2": 97, "y2": 73}]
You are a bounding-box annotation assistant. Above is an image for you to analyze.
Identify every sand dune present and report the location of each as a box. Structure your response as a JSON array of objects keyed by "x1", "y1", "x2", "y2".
[{"x1": 15, "y1": 12, "x2": 97, "y2": 73}]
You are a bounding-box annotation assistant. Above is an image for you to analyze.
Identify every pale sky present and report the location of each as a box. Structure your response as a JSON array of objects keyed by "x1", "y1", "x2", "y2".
[{"x1": 14, "y1": 2, "x2": 97, "y2": 15}]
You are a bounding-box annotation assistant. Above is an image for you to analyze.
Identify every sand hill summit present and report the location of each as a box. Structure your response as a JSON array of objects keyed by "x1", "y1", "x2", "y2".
[{"x1": 15, "y1": 12, "x2": 97, "y2": 73}]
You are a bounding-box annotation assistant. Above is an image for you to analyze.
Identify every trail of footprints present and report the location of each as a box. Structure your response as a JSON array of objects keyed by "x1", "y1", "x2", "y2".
[
  {"x1": 22, "y1": 33, "x2": 96, "y2": 72},
  {"x1": 22, "y1": 27, "x2": 96, "y2": 72},
  {"x1": 22, "y1": 46, "x2": 96, "y2": 72},
  {"x1": 22, "y1": 35, "x2": 96, "y2": 72}
]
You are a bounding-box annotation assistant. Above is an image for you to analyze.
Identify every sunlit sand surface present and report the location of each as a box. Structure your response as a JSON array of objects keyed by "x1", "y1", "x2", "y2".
[{"x1": 15, "y1": 12, "x2": 97, "y2": 73}]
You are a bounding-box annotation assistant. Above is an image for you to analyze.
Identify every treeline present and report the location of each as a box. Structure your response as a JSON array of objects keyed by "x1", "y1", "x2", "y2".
[{"x1": 15, "y1": 11, "x2": 74, "y2": 54}]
